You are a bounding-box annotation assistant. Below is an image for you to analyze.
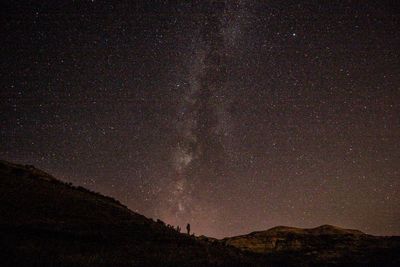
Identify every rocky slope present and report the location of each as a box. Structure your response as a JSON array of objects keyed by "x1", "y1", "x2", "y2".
[{"x1": 222, "y1": 225, "x2": 400, "y2": 266}]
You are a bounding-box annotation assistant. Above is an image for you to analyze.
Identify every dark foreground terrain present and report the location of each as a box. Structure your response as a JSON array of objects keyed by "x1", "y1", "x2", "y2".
[
  {"x1": 0, "y1": 160, "x2": 399, "y2": 267},
  {"x1": 222, "y1": 225, "x2": 400, "y2": 266}
]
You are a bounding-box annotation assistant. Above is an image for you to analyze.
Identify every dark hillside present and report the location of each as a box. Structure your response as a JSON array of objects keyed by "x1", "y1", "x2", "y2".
[
  {"x1": 1, "y1": 160, "x2": 399, "y2": 267},
  {"x1": 0, "y1": 160, "x2": 261, "y2": 267}
]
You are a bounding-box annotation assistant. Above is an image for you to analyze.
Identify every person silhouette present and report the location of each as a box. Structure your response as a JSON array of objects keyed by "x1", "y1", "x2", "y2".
[{"x1": 186, "y1": 223, "x2": 191, "y2": 235}]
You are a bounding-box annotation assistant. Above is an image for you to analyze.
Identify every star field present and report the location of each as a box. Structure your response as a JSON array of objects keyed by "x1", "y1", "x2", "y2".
[{"x1": 1, "y1": 1, "x2": 399, "y2": 238}]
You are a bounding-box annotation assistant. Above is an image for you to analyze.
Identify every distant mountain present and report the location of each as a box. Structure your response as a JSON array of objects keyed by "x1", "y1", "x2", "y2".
[
  {"x1": 0, "y1": 160, "x2": 259, "y2": 267},
  {"x1": 0, "y1": 159, "x2": 399, "y2": 267},
  {"x1": 222, "y1": 225, "x2": 400, "y2": 266}
]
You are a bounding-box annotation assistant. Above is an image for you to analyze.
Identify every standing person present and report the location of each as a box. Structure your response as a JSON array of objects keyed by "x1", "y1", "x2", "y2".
[{"x1": 186, "y1": 223, "x2": 191, "y2": 235}]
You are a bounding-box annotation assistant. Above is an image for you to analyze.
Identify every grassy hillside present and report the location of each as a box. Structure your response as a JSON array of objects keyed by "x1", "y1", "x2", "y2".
[{"x1": 0, "y1": 160, "x2": 262, "y2": 267}]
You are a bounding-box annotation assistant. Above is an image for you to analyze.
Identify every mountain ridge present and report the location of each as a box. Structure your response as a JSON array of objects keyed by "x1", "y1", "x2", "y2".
[
  {"x1": 228, "y1": 224, "x2": 366, "y2": 239},
  {"x1": 222, "y1": 222, "x2": 400, "y2": 266}
]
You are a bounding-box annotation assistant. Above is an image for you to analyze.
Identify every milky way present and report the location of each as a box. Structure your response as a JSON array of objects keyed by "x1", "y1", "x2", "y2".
[
  {"x1": 160, "y1": 1, "x2": 240, "y2": 234},
  {"x1": 1, "y1": 1, "x2": 399, "y2": 238}
]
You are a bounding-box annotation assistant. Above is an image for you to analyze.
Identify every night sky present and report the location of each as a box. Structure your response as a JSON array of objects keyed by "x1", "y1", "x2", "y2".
[{"x1": 1, "y1": 1, "x2": 399, "y2": 238}]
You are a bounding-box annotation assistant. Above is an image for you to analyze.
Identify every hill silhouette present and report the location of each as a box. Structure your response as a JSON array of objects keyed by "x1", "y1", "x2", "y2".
[
  {"x1": 0, "y1": 159, "x2": 399, "y2": 267},
  {"x1": 0, "y1": 160, "x2": 260, "y2": 267}
]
